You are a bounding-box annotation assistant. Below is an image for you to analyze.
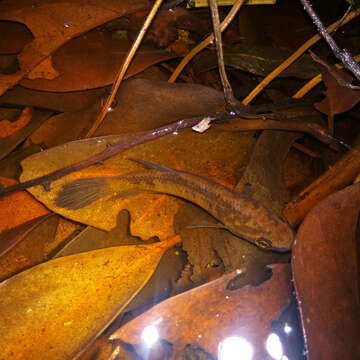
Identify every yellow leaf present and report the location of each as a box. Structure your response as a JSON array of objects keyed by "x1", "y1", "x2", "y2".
[{"x1": 0, "y1": 235, "x2": 180, "y2": 360}]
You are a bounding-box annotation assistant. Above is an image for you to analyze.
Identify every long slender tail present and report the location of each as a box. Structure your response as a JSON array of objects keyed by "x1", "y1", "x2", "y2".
[{"x1": 55, "y1": 177, "x2": 112, "y2": 210}]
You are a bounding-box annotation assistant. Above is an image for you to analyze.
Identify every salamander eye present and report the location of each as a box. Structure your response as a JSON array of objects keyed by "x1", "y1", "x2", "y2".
[{"x1": 255, "y1": 237, "x2": 273, "y2": 249}]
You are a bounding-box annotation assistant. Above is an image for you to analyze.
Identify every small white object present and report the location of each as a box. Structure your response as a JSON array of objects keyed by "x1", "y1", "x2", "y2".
[{"x1": 192, "y1": 117, "x2": 213, "y2": 133}]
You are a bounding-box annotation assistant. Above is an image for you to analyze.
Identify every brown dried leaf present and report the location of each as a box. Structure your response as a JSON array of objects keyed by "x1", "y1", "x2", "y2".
[
  {"x1": 0, "y1": 214, "x2": 50, "y2": 259},
  {"x1": 0, "y1": 0, "x2": 147, "y2": 95},
  {"x1": 0, "y1": 214, "x2": 58, "y2": 281},
  {"x1": 20, "y1": 29, "x2": 175, "y2": 92},
  {"x1": 0, "y1": 21, "x2": 33, "y2": 54},
  {"x1": 0, "y1": 107, "x2": 32, "y2": 138},
  {"x1": 0, "y1": 107, "x2": 52, "y2": 160},
  {"x1": 0, "y1": 235, "x2": 180, "y2": 360},
  {"x1": 53, "y1": 210, "x2": 145, "y2": 258},
  {"x1": 110, "y1": 264, "x2": 292, "y2": 359},
  {"x1": 0, "y1": 177, "x2": 49, "y2": 233},
  {"x1": 28, "y1": 79, "x2": 226, "y2": 148},
  {"x1": 0, "y1": 85, "x2": 107, "y2": 112},
  {"x1": 314, "y1": 59, "x2": 360, "y2": 116},
  {"x1": 174, "y1": 203, "x2": 287, "y2": 287},
  {"x1": 292, "y1": 183, "x2": 360, "y2": 359}
]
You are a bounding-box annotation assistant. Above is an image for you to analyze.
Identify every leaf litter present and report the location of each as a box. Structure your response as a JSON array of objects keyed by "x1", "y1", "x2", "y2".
[{"x1": 0, "y1": 1, "x2": 359, "y2": 359}]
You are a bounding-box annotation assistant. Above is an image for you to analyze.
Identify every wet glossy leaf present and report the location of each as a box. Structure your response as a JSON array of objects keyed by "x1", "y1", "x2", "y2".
[
  {"x1": 0, "y1": 85, "x2": 107, "y2": 112},
  {"x1": 0, "y1": 144, "x2": 42, "y2": 179},
  {"x1": 0, "y1": 108, "x2": 52, "y2": 160},
  {"x1": 292, "y1": 183, "x2": 360, "y2": 359},
  {"x1": 195, "y1": 45, "x2": 319, "y2": 79},
  {"x1": 29, "y1": 79, "x2": 227, "y2": 148},
  {"x1": 0, "y1": 214, "x2": 58, "y2": 281},
  {"x1": 0, "y1": 235, "x2": 180, "y2": 360},
  {"x1": 174, "y1": 202, "x2": 288, "y2": 286},
  {"x1": 0, "y1": 214, "x2": 51, "y2": 258},
  {"x1": 110, "y1": 264, "x2": 292, "y2": 359},
  {"x1": 314, "y1": 60, "x2": 360, "y2": 116},
  {"x1": 0, "y1": 107, "x2": 32, "y2": 138},
  {"x1": 0, "y1": 21, "x2": 33, "y2": 55},
  {"x1": 0, "y1": 0, "x2": 147, "y2": 95},
  {"x1": 53, "y1": 210, "x2": 145, "y2": 258},
  {"x1": 20, "y1": 29, "x2": 175, "y2": 92},
  {"x1": 0, "y1": 177, "x2": 49, "y2": 232}
]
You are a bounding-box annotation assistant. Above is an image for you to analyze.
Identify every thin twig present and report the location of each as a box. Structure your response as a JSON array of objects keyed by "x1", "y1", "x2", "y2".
[
  {"x1": 242, "y1": 7, "x2": 360, "y2": 105},
  {"x1": 84, "y1": 0, "x2": 165, "y2": 138},
  {"x1": 299, "y1": 0, "x2": 360, "y2": 81},
  {"x1": 208, "y1": 0, "x2": 238, "y2": 112},
  {"x1": 168, "y1": 0, "x2": 246, "y2": 83}
]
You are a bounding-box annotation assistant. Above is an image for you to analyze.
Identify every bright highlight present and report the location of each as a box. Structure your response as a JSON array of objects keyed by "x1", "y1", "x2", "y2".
[
  {"x1": 266, "y1": 333, "x2": 284, "y2": 360},
  {"x1": 218, "y1": 336, "x2": 254, "y2": 360},
  {"x1": 141, "y1": 325, "x2": 159, "y2": 348}
]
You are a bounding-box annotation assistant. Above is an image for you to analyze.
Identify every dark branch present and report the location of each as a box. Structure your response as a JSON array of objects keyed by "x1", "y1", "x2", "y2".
[{"x1": 299, "y1": 0, "x2": 360, "y2": 81}]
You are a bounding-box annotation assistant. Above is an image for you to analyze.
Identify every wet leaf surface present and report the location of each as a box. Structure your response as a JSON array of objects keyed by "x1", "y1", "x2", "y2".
[
  {"x1": 0, "y1": 107, "x2": 52, "y2": 160},
  {"x1": 292, "y1": 183, "x2": 360, "y2": 359},
  {"x1": 0, "y1": 21, "x2": 34, "y2": 55},
  {"x1": 0, "y1": 0, "x2": 148, "y2": 95},
  {"x1": 0, "y1": 214, "x2": 58, "y2": 281},
  {"x1": 0, "y1": 214, "x2": 51, "y2": 259},
  {"x1": 0, "y1": 177, "x2": 49, "y2": 232},
  {"x1": 110, "y1": 264, "x2": 292, "y2": 359},
  {"x1": 28, "y1": 79, "x2": 227, "y2": 148},
  {"x1": 0, "y1": 235, "x2": 180, "y2": 360},
  {"x1": 314, "y1": 59, "x2": 360, "y2": 116},
  {"x1": 53, "y1": 210, "x2": 145, "y2": 258},
  {"x1": 0, "y1": 85, "x2": 107, "y2": 112},
  {"x1": 174, "y1": 202, "x2": 288, "y2": 286},
  {"x1": 195, "y1": 45, "x2": 319, "y2": 79},
  {"x1": 0, "y1": 144, "x2": 41, "y2": 179},
  {"x1": 20, "y1": 29, "x2": 176, "y2": 92},
  {"x1": 0, "y1": 107, "x2": 32, "y2": 138}
]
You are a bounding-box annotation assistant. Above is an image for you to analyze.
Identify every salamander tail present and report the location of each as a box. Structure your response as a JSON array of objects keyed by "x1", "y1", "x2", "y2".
[{"x1": 55, "y1": 177, "x2": 111, "y2": 210}]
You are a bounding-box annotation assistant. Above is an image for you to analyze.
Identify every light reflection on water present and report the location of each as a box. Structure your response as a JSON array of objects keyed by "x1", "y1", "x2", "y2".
[{"x1": 218, "y1": 336, "x2": 254, "y2": 360}]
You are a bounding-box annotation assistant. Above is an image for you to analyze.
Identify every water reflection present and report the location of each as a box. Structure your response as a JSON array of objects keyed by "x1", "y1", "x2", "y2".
[
  {"x1": 283, "y1": 323, "x2": 292, "y2": 335},
  {"x1": 218, "y1": 336, "x2": 254, "y2": 360},
  {"x1": 141, "y1": 325, "x2": 159, "y2": 348},
  {"x1": 266, "y1": 333, "x2": 283, "y2": 360}
]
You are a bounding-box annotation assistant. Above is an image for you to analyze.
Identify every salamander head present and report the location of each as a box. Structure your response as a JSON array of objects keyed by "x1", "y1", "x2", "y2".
[{"x1": 253, "y1": 220, "x2": 294, "y2": 252}]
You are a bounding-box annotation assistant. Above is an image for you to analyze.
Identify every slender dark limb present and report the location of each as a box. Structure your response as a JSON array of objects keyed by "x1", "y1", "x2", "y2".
[
  {"x1": 299, "y1": 0, "x2": 360, "y2": 81},
  {"x1": 208, "y1": 0, "x2": 239, "y2": 113},
  {"x1": 0, "y1": 112, "x2": 349, "y2": 199}
]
